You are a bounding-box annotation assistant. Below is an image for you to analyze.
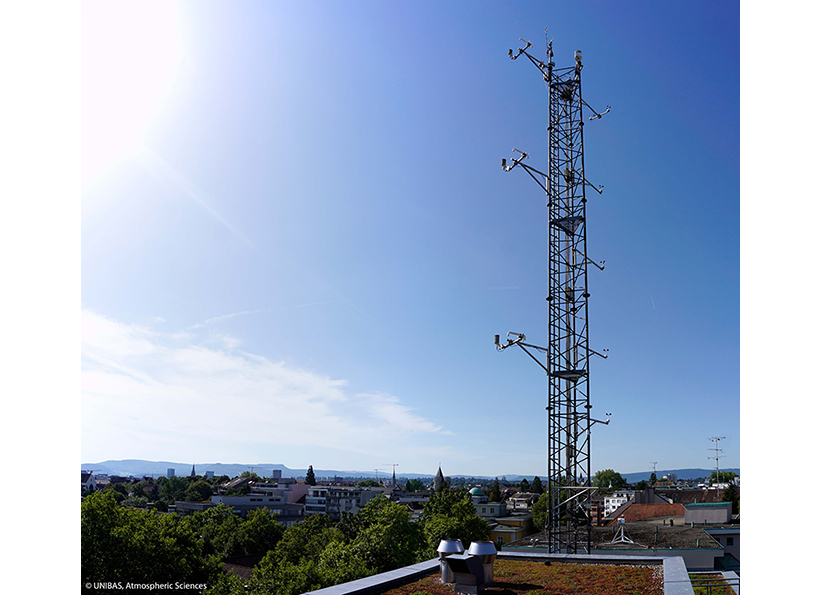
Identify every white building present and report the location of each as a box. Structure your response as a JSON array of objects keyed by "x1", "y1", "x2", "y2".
[
  {"x1": 304, "y1": 485, "x2": 392, "y2": 520},
  {"x1": 81, "y1": 472, "x2": 97, "y2": 494},
  {"x1": 603, "y1": 495, "x2": 630, "y2": 517}
]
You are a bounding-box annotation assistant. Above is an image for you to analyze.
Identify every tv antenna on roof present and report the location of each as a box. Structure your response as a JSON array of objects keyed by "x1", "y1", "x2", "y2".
[{"x1": 708, "y1": 437, "x2": 726, "y2": 489}]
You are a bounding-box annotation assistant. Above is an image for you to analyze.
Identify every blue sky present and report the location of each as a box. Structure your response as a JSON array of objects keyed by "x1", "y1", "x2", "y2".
[{"x1": 78, "y1": 0, "x2": 740, "y2": 478}]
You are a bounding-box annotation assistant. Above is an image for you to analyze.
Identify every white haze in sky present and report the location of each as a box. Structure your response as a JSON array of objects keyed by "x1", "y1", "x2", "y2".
[{"x1": 81, "y1": 310, "x2": 451, "y2": 469}]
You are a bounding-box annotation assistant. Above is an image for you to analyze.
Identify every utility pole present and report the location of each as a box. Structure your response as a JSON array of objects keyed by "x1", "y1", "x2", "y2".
[{"x1": 496, "y1": 34, "x2": 611, "y2": 554}]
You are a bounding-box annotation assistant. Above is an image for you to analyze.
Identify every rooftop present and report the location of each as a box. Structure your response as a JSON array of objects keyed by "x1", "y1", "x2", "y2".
[
  {"x1": 377, "y1": 558, "x2": 663, "y2": 595},
  {"x1": 508, "y1": 524, "x2": 723, "y2": 551},
  {"x1": 305, "y1": 552, "x2": 692, "y2": 595},
  {"x1": 605, "y1": 502, "x2": 685, "y2": 525}
]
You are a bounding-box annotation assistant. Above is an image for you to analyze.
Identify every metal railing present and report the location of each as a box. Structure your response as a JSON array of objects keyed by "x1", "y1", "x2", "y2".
[{"x1": 689, "y1": 574, "x2": 739, "y2": 595}]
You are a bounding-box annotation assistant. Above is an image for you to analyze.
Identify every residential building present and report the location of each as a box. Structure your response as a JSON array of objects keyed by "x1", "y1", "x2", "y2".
[
  {"x1": 489, "y1": 513, "x2": 533, "y2": 546},
  {"x1": 394, "y1": 490, "x2": 431, "y2": 521},
  {"x1": 603, "y1": 494, "x2": 630, "y2": 517},
  {"x1": 174, "y1": 477, "x2": 309, "y2": 526},
  {"x1": 305, "y1": 486, "x2": 328, "y2": 515},
  {"x1": 81, "y1": 472, "x2": 97, "y2": 494},
  {"x1": 304, "y1": 484, "x2": 392, "y2": 520},
  {"x1": 207, "y1": 494, "x2": 304, "y2": 525},
  {"x1": 589, "y1": 496, "x2": 606, "y2": 526},
  {"x1": 507, "y1": 492, "x2": 539, "y2": 511},
  {"x1": 684, "y1": 502, "x2": 732, "y2": 524}
]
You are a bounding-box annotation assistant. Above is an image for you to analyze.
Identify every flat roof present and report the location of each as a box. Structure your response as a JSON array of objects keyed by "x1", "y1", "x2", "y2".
[{"x1": 508, "y1": 525, "x2": 723, "y2": 551}]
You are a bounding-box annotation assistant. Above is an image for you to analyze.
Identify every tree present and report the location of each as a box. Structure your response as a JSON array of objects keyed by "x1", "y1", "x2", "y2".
[
  {"x1": 241, "y1": 471, "x2": 263, "y2": 483},
  {"x1": 103, "y1": 482, "x2": 129, "y2": 504},
  {"x1": 305, "y1": 465, "x2": 317, "y2": 486},
  {"x1": 710, "y1": 470, "x2": 738, "y2": 485},
  {"x1": 635, "y1": 480, "x2": 648, "y2": 492},
  {"x1": 593, "y1": 469, "x2": 627, "y2": 492},
  {"x1": 530, "y1": 476, "x2": 544, "y2": 494},
  {"x1": 488, "y1": 478, "x2": 502, "y2": 502},
  {"x1": 274, "y1": 513, "x2": 341, "y2": 565},
  {"x1": 420, "y1": 489, "x2": 490, "y2": 555},
  {"x1": 158, "y1": 475, "x2": 190, "y2": 505},
  {"x1": 82, "y1": 491, "x2": 221, "y2": 588},
  {"x1": 531, "y1": 492, "x2": 549, "y2": 531},
  {"x1": 186, "y1": 480, "x2": 213, "y2": 502},
  {"x1": 649, "y1": 472, "x2": 657, "y2": 486},
  {"x1": 347, "y1": 495, "x2": 427, "y2": 573},
  {"x1": 722, "y1": 484, "x2": 740, "y2": 515},
  {"x1": 519, "y1": 479, "x2": 530, "y2": 492},
  {"x1": 120, "y1": 495, "x2": 149, "y2": 509},
  {"x1": 205, "y1": 493, "x2": 432, "y2": 595},
  {"x1": 357, "y1": 479, "x2": 380, "y2": 487},
  {"x1": 405, "y1": 478, "x2": 425, "y2": 492},
  {"x1": 225, "y1": 483, "x2": 251, "y2": 496},
  {"x1": 236, "y1": 508, "x2": 286, "y2": 556},
  {"x1": 184, "y1": 504, "x2": 243, "y2": 558},
  {"x1": 237, "y1": 512, "x2": 373, "y2": 595}
]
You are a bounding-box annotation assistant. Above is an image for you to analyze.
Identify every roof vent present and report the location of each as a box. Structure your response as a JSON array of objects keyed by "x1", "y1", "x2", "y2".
[
  {"x1": 438, "y1": 539, "x2": 465, "y2": 584},
  {"x1": 445, "y1": 541, "x2": 498, "y2": 593}
]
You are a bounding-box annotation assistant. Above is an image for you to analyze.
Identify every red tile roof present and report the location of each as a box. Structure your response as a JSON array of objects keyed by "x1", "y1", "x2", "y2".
[{"x1": 606, "y1": 503, "x2": 685, "y2": 526}]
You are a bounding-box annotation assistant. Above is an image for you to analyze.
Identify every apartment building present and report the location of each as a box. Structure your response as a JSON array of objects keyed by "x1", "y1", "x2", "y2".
[{"x1": 304, "y1": 485, "x2": 393, "y2": 520}]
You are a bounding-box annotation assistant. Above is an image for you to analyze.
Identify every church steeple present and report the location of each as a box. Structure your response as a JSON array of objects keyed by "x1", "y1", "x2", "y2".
[{"x1": 433, "y1": 465, "x2": 445, "y2": 491}]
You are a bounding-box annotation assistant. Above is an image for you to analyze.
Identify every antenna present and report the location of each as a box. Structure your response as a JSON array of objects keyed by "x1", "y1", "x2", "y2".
[
  {"x1": 708, "y1": 437, "x2": 726, "y2": 490},
  {"x1": 495, "y1": 36, "x2": 611, "y2": 555}
]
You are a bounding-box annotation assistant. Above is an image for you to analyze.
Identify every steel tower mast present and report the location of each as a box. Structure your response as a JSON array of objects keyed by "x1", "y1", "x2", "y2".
[{"x1": 495, "y1": 37, "x2": 610, "y2": 554}]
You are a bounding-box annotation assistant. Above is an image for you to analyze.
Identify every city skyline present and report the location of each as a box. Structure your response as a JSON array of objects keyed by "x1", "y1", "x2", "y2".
[{"x1": 80, "y1": 1, "x2": 740, "y2": 478}]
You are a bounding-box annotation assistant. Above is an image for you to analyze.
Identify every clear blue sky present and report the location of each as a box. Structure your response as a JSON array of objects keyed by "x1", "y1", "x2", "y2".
[{"x1": 78, "y1": 0, "x2": 740, "y2": 478}]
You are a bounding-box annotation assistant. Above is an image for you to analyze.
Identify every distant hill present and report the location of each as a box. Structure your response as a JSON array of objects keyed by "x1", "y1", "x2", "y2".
[
  {"x1": 80, "y1": 459, "x2": 438, "y2": 481},
  {"x1": 81, "y1": 460, "x2": 739, "y2": 484},
  {"x1": 620, "y1": 468, "x2": 740, "y2": 483}
]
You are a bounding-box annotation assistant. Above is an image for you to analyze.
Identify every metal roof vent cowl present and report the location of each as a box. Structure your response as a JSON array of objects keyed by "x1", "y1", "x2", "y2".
[
  {"x1": 470, "y1": 540, "x2": 498, "y2": 589},
  {"x1": 443, "y1": 540, "x2": 498, "y2": 593},
  {"x1": 438, "y1": 539, "x2": 465, "y2": 584}
]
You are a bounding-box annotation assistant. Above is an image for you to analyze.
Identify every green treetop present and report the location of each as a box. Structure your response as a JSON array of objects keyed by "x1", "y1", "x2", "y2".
[{"x1": 593, "y1": 469, "x2": 627, "y2": 492}]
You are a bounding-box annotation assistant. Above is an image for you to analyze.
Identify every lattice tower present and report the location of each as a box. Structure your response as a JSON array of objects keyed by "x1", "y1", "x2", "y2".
[{"x1": 496, "y1": 36, "x2": 610, "y2": 554}]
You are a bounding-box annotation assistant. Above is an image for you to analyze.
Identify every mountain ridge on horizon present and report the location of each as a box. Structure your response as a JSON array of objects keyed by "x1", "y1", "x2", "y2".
[{"x1": 81, "y1": 459, "x2": 740, "y2": 484}]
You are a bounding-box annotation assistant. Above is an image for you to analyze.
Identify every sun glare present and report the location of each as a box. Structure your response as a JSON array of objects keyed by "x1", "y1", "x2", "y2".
[{"x1": 82, "y1": 1, "x2": 183, "y2": 188}]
